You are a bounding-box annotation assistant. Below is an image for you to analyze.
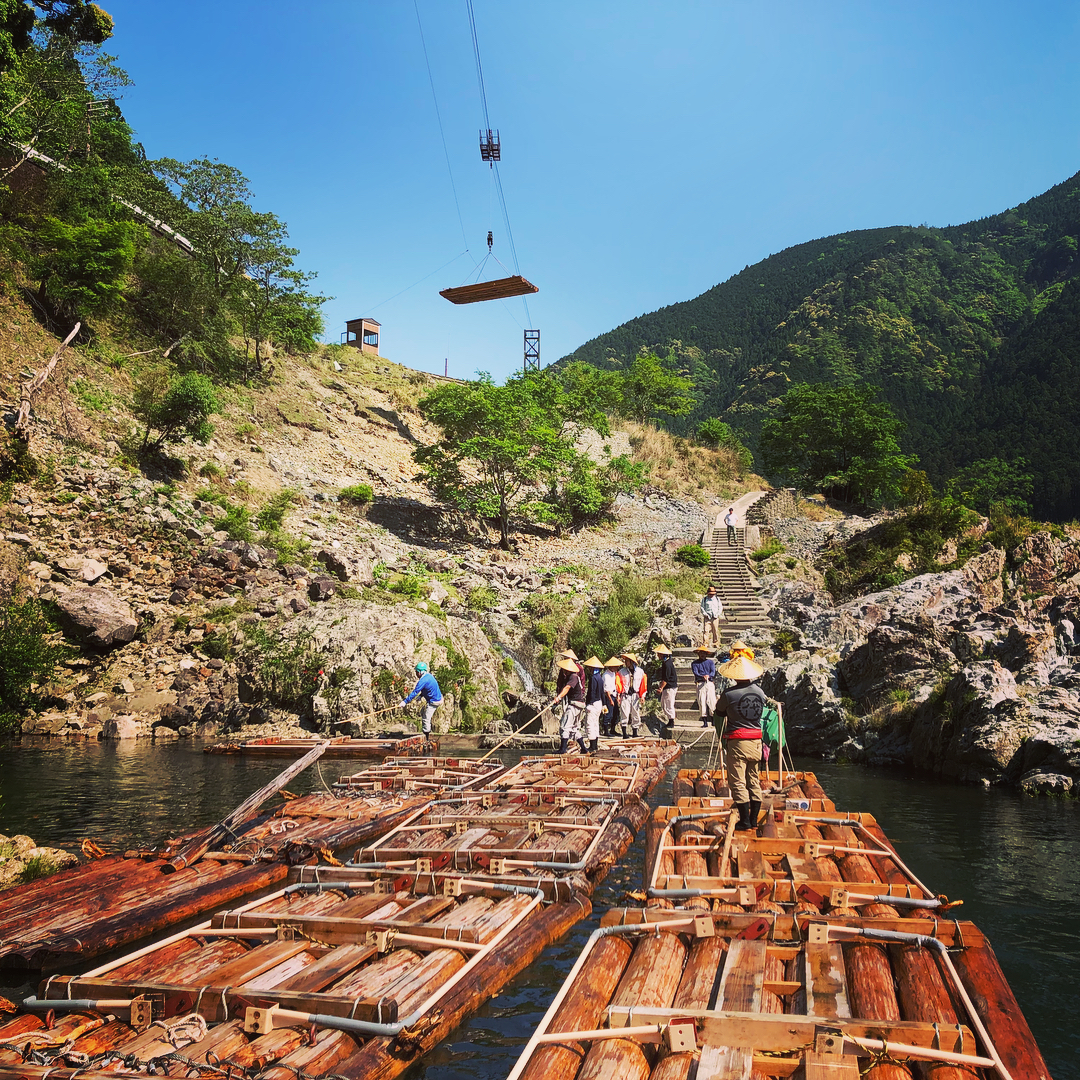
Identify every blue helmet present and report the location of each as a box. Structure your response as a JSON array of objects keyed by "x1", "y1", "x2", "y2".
[{"x1": 415, "y1": 661, "x2": 428, "y2": 674}]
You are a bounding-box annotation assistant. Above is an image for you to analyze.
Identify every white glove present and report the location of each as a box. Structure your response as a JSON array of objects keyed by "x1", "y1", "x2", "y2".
[{"x1": 399, "y1": 700, "x2": 407, "y2": 708}]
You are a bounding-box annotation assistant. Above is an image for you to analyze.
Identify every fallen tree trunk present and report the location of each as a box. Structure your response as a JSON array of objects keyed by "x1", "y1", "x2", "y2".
[{"x1": 13, "y1": 322, "x2": 79, "y2": 441}]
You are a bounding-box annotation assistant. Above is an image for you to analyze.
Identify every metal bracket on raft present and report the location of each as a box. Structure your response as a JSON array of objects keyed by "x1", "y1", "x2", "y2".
[
  {"x1": 665, "y1": 1019, "x2": 697, "y2": 1053},
  {"x1": 814, "y1": 1027, "x2": 844, "y2": 1055},
  {"x1": 129, "y1": 995, "x2": 153, "y2": 1032},
  {"x1": 244, "y1": 1004, "x2": 280, "y2": 1034}
]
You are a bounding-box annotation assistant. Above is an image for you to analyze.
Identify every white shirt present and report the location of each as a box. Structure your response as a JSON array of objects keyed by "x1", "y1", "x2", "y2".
[
  {"x1": 724, "y1": 511, "x2": 736, "y2": 527},
  {"x1": 701, "y1": 594, "x2": 724, "y2": 619},
  {"x1": 602, "y1": 670, "x2": 617, "y2": 695}
]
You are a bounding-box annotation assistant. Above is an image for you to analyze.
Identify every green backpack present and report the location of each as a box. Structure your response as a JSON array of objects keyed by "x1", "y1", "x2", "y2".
[{"x1": 761, "y1": 703, "x2": 781, "y2": 745}]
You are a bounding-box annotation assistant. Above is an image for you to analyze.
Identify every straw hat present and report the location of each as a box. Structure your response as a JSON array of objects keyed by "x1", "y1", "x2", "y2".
[
  {"x1": 694, "y1": 645, "x2": 713, "y2": 655},
  {"x1": 583, "y1": 655, "x2": 604, "y2": 668},
  {"x1": 729, "y1": 640, "x2": 755, "y2": 660},
  {"x1": 717, "y1": 655, "x2": 764, "y2": 680},
  {"x1": 621, "y1": 652, "x2": 639, "y2": 664},
  {"x1": 604, "y1": 656, "x2": 623, "y2": 668},
  {"x1": 557, "y1": 658, "x2": 580, "y2": 673},
  {"x1": 557, "y1": 649, "x2": 579, "y2": 661},
  {"x1": 654, "y1": 643, "x2": 672, "y2": 655}
]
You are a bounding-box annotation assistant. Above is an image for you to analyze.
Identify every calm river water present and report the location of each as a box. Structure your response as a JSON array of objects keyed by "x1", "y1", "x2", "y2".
[{"x1": 0, "y1": 742, "x2": 1076, "y2": 1080}]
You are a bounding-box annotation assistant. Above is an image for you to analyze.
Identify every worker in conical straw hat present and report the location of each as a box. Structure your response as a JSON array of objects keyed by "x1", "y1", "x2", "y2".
[
  {"x1": 582, "y1": 656, "x2": 605, "y2": 753},
  {"x1": 618, "y1": 652, "x2": 646, "y2": 739},
  {"x1": 691, "y1": 645, "x2": 716, "y2": 729},
  {"x1": 601, "y1": 656, "x2": 622, "y2": 736},
  {"x1": 654, "y1": 643, "x2": 678, "y2": 732},
  {"x1": 714, "y1": 651, "x2": 768, "y2": 832},
  {"x1": 552, "y1": 657, "x2": 588, "y2": 755},
  {"x1": 729, "y1": 640, "x2": 755, "y2": 662}
]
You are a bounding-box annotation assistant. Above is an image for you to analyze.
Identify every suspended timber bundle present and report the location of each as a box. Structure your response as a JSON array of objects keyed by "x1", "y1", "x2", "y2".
[
  {"x1": 204, "y1": 734, "x2": 431, "y2": 758},
  {"x1": 0, "y1": 748, "x2": 437, "y2": 974},
  {"x1": 643, "y1": 805, "x2": 955, "y2": 919},
  {"x1": 439, "y1": 275, "x2": 538, "y2": 304},
  {"x1": 333, "y1": 756, "x2": 507, "y2": 794},
  {"x1": 0, "y1": 872, "x2": 588, "y2": 1080},
  {"x1": 506, "y1": 911, "x2": 1052, "y2": 1080},
  {"x1": 491, "y1": 750, "x2": 676, "y2": 804},
  {"x1": 672, "y1": 767, "x2": 834, "y2": 811},
  {"x1": 348, "y1": 786, "x2": 650, "y2": 900}
]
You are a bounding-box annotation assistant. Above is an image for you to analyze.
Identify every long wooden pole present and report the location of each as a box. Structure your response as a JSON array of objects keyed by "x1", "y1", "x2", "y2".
[
  {"x1": 479, "y1": 701, "x2": 557, "y2": 761},
  {"x1": 14, "y1": 322, "x2": 80, "y2": 440},
  {"x1": 163, "y1": 741, "x2": 330, "y2": 873}
]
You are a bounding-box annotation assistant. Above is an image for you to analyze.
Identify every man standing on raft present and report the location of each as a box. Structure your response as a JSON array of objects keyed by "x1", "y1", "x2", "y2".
[
  {"x1": 715, "y1": 649, "x2": 767, "y2": 831},
  {"x1": 400, "y1": 661, "x2": 442, "y2": 744}
]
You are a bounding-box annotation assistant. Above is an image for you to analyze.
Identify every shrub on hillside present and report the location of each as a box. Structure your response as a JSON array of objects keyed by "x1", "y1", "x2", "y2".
[
  {"x1": 339, "y1": 483, "x2": 374, "y2": 505},
  {"x1": 0, "y1": 596, "x2": 68, "y2": 733},
  {"x1": 674, "y1": 543, "x2": 710, "y2": 568},
  {"x1": 134, "y1": 369, "x2": 220, "y2": 451}
]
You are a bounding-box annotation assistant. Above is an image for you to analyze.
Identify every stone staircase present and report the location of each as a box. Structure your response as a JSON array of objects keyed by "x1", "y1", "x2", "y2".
[{"x1": 707, "y1": 524, "x2": 772, "y2": 632}]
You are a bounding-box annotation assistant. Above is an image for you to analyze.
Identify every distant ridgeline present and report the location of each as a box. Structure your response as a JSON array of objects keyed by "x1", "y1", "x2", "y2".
[{"x1": 561, "y1": 170, "x2": 1080, "y2": 521}]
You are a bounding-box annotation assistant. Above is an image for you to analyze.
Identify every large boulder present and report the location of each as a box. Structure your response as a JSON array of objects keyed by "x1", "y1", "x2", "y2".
[{"x1": 49, "y1": 584, "x2": 137, "y2": 649}]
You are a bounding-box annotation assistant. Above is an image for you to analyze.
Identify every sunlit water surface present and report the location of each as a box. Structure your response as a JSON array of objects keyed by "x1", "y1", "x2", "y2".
[{"x1": 0, "y1": 743, "x2": 1075, "y2": 1079}]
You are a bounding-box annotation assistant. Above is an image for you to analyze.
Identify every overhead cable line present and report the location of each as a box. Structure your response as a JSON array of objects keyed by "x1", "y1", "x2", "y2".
[
  {"x1": 415, "y1": 0, "x2": 470, "y2": 250},
  {"x1": 364, "y1": 250, "x2": 470, "y2": 315}
]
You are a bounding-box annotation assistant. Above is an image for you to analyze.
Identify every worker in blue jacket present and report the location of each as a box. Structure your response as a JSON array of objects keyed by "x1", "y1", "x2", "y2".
[{"x1": 400, "y1": 661, "x2": 442, "y2": 743}]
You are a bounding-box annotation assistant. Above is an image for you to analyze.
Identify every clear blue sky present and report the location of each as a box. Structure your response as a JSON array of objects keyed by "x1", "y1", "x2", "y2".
[{"x1": 103, "y1": 1, "x2": 1080, "y2": 381}]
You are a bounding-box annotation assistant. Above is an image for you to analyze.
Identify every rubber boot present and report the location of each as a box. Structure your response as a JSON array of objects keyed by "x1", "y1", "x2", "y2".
[
  {"x1": 590, "y1": 738, "x2": 599, "y2": 753},
  {"x1": 558, "y1": 737, "x2": 569, "y2": 754},
  {"x1": 734, "y1": 802, "x2": 754, "y2": 831},
  {"x1": 578, "y1": 738, "x2": 589, "y2": 754},
  {"x1": 701, "y1": 715, "x2": 710, "y2": 728},
  {"x1": 621, "y1": 725, "x2": 628, "y2": 738},
  {"x1": 747, "y1": 798, "x2": 762, "y2": 832}
]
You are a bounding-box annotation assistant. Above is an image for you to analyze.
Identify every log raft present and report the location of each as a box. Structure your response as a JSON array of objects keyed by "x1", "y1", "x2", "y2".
[{"x1": 204, "y1": 734, "x2": 432, "y2": 758}]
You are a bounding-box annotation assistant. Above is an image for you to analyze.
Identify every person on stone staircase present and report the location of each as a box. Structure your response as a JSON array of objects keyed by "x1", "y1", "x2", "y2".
[
  {"x1": 583, "y1": 656, "x2": 605, "y2": 752},
  {"x1": 552, "y1": 657, "x2": 588, "y2": 754},
  {"x1": 619, "y1": 652, "x2": 646, "y2": 738},
  {"x1": 602, "y1": 656, "x2": 622, "y2": 736},
  {"x1": 700, "y1": 585, "x2": 724, "y2": 645},
  {"x1": 692, "y1": 645, "x2": 716, "y2": 728},
  {"x1": 725, "y1": 506, "x2": 737, "y2": 545},
  {"x1": 654, "y1": 643, "x2": 678, "y2": 731},
  {"x1": 715, "y1": 652, "x2": 767, "y2": 831}
]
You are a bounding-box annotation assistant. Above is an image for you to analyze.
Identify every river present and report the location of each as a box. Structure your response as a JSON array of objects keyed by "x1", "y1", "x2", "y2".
[{"x1": 0, "y1": 742, "x2": 1076, "y2": 1079}]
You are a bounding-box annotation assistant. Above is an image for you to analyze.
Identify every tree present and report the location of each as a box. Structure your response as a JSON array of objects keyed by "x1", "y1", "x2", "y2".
[
  {"x1": 760, "y1": 383, "x2": 914, "y2": 505},
  {"x1": 32, "y1": 214, "x2": 136, "y2": 316},
  {"x1": 415, "y1": 371, "x2": 604, "y2": 549},
  {"x1": 615, "y1": 351, "x2": 695, "y2": 424},
  {"x1": 0, "y1": 593, "x2": 68, "y2": 732},
  {"x1": 946, "y1": 457, "x2": 1033, "y2": 515},
  {"x1": 134, "y1": 369, "x2": 220, "y2": 450}
]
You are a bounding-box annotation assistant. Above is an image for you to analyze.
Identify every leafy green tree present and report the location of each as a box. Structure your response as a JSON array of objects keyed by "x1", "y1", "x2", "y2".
[
  {"x1": 946, "y1": 457, "x2": 1033, "y2": 515},
  {"x1": 416, "y1": 372, "x2": 606, "y2": 549},
  {"x1": 32, "y1": 215, "x2": 136, "y2": 316},
  {"x1": 134, "y1": 369, "x2": 220, "y2": 450},
  {"x1": 760, "y1": 383, "x2": 914, "y2": 505},
  {"x1": 616, "y1": 351, "x2": 695, "y2": 424}
]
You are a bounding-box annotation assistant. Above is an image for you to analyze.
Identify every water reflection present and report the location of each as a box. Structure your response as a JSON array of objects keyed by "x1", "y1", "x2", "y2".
[{"x1": 0, "y1": 743, "x2": 1074, "y2": 1079}]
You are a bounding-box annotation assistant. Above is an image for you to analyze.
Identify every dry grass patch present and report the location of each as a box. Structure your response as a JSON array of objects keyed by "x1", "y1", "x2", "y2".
[{"x1": 621, "y1": 421, "x2": 762, "y2": 498}]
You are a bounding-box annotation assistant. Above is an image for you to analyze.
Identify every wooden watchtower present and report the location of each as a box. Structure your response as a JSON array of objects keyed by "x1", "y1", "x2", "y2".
[{"x1": 343, "y1": 317, "x2": 380, "y2": 355}]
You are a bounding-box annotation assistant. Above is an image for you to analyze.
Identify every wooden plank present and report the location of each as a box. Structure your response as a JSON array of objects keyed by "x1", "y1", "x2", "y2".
[
  {"x1": 736, "y1": 849, "x2": 768, "y2": 880},
  {"x1": 801, "y1": 1052, "x2": 861, "y2": 1079},
  {"x1": 803, "y1": 943, "x2": 850, "y2": 1019},
  {"x1": 785, "y1": 853, "x2": 817, "y2": 880},
  {"x1": 697, "y1": 1044, "x2": 753, "y2": 1080},
  {"x1": 182, "y1": 940, "x2": 310, "y2": 987},
  {"x1": 440, "y1": 276, "x2": 539, "y2": 304},
  {"x1": 717, "y1": 939, "x2": 766, "y2": 1012}
]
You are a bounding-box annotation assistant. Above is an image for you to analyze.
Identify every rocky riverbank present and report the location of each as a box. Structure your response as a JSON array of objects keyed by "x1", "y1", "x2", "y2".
[
  {"x1": 0, "y1": 832, "x2": 77, "y2": 891},
  {"x1": 757, "y1": 519, "x2": 1080, "y2": 794}
]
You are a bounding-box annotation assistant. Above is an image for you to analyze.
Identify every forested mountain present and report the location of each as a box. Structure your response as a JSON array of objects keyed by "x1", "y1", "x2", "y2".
[{"x1": 561, "y1": 171, "x2": 1080, "y2": 520}]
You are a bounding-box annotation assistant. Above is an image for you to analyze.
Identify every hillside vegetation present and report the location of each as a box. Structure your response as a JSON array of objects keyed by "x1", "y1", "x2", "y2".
[{"x1": 563, "y1": 171, "x2": 1080, "y2": 521}]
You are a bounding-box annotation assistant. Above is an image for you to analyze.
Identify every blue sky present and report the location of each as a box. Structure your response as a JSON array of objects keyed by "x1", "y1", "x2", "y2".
[{"x1": 102, "y1": 1, "x2": 1080, "y2": 381}]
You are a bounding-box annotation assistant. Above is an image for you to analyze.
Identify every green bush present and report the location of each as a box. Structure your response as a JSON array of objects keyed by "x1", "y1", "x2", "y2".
[
  {"x1": 467, "y1": 585, "x2": 498, "y2": 611},
  {"x1": 567, "y1": 570, "x2": 652, "y2": 666},
  {"x1": 134, "y1": 369, "x2": 221, "y2": 450},
  {"x1": 750, "y1": 539, "x2": 785, "y2": 562},
  {"x1": 221, "y1": 503, "x2": 254, "y2": 542},
  {"x1": 389, "y1": 574, "x2": 424, "y2": 600},
  {"x1": 772, "y1": 628, "x2": 801, "y2": 657},
  {"x1": 257, "y1": 488, "x2": 299, "y2": 532},
  {"x1": 339, "y1": 483, "x2": 374, "y2": 505},
  {"x1": 199, "y1": 462, "x2": 225, "y2": 480},
  {"x1": 674, "y1": 543, "x2": 710, "y2": 567},
  {"x1": 0, "y1": 596, "x2": 69, "y2": 732}
]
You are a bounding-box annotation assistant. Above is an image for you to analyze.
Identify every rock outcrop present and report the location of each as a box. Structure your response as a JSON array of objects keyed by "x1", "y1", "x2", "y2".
[
  {"x1": 47, "y1": 583, "x2": 138, "y2": 649},
  {"x1": 758, "y1": 535, "x2": 1080, "y2": 792}
]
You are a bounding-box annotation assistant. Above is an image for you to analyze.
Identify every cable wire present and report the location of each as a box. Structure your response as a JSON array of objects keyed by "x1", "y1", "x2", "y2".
[
  {"x1": 414, "y1": 0, "x2": 470, "y2": 250},
  {"x1": 362, "y1": 250, "x2": 470, "y2": 315},
  {"x1": 466, "y1": 0, "x2": 492, "y2": 131}
]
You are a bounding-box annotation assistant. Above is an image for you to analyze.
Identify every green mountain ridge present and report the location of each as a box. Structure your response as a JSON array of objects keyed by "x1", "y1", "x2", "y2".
[{"x1": 562, "y1": 170, "x2": 1080, "y2": 520}]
